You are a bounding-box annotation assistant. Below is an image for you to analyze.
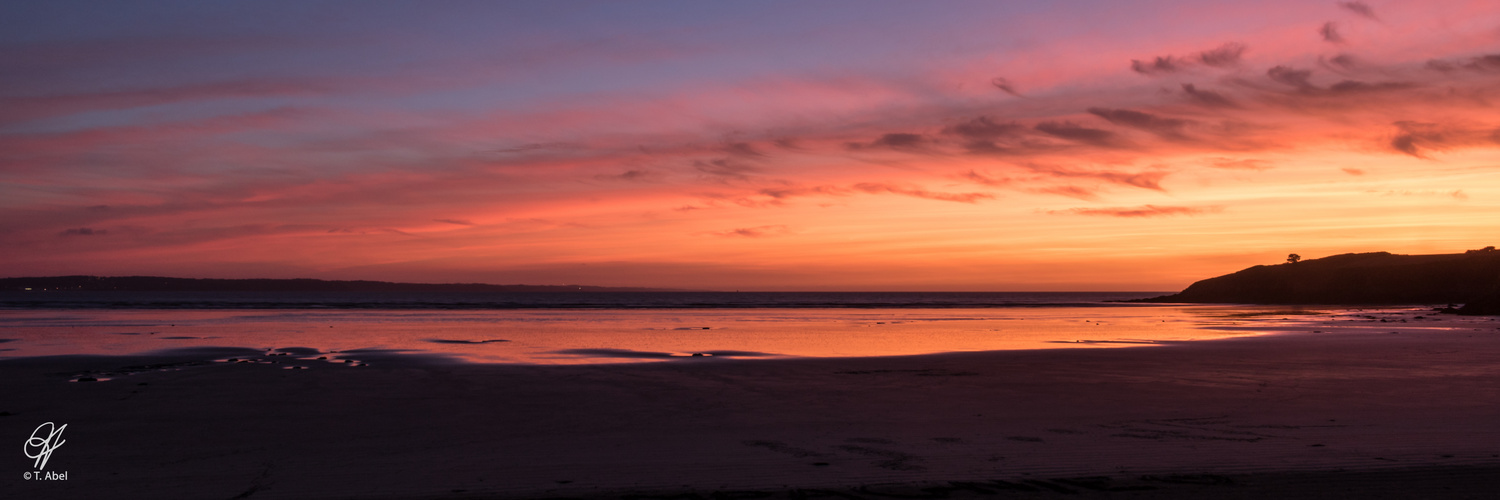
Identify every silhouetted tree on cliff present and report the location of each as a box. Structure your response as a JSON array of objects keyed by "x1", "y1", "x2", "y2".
[{"x1": 1287, "y1": 253, "x2": 1301, "y2": 264}]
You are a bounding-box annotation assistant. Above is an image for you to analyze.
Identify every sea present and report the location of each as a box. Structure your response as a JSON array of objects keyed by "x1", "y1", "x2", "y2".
[{"x1": 0, "y1": 291, "x2": 1315, "y2": 365}]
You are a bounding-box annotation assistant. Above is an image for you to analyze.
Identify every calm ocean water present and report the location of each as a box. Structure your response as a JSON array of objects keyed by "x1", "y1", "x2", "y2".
[
  {"x1": 0, "y1": 291, "x2": 1321, "y2": 366},
  {"x1": 0, "y1": 290, "x2": 1162, "y2": 310}
]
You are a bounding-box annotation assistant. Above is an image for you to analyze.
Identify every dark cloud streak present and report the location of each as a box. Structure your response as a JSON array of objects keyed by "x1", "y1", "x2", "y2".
[
  {"x1": 1133, "y1": 42, "x2": 1245, "y2": 74},
  {"x1": 1321, "y1": 53, "x2": 1359, "y2": 71},
  {"x1": 963, "y1": 170, "x2": 1012, "y2": 187},
  {"x1": 943, "y1": 117, "x2": 1025, "y2": 140},
  {"x1": 1338, "y1": 1, "x2": 1378, "y2": 20},
  {"x1": 1387, "y1": 121, "x2": 1500, "y2": 158},
  {"x1": 1023, "y1": 164, "x2": 1168, "y2": 191},
  {"x1": 1320, "y1": 22, "x2": 1344, "y2": 43},
  {"x1": 1426, "y1": 54, "x2": 1500, "y2": 73},
  {"x1": 722, "y1": 142, "x2": 765, "y2": 157},
  {"x1": 1209, "y1": 158, "x2": 1273, "y2": 171},
  {"x1": 597, "y1": 169, "x2": 659, "y2": 182},
  {"x1": 758, "y1": 185, "x2": 849, "y2": 200},
  {"x1": 1031, "y1": 185, "x2": 1100, "y2": 201},
  {"x1": 1086, "y1": 108, "x2": 1193, "y2": 140},
  {"x1": 1326, "y1": 80, "x2": 1415, "y2": 93},
  {"x1": 1180, "y1": 84, "x2": 1239, "y2": 108},
  {"x1": 1131, "y1": 56, "x2": 1183, "y2": 75},
  {"x1": 711, "y1": 225, "x2": 789, "y2": 238},
  {"x1": 0, "y1": 79, "x2": 330, "y2": 125},
  {"x1": 59, "y1": 227, "x2": 107, "y2": 237},
  {"x1": 694, "y1": 159, "x2": 761, "y2": 180},
  {"x1": 851, "y1": 183, "x2": 994, "y2": 203},
  {"x1": 990, "y1": 77, "x2": 1022, "y2": 97},
  {"x1": 847, "y1": 133, "x2": 927, "y2": 150},
  {"x1": 1048, "y1": 205, "x2": 1223, "y2": 217},
  {"x1": 1034, "y1": 121, "x2": 1123, "y2": 148},
  {"x1": 1197, "y1": 43, "x2": 1246, "y2": 67},
  {"x1": 1267, "y1": 66, "x2": 1316, "y2": 90}
]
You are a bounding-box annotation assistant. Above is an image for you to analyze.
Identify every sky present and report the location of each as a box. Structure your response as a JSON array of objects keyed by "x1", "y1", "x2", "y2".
[{"x1": 3, "y1": 1, "x2": 1500, "y2": 291}]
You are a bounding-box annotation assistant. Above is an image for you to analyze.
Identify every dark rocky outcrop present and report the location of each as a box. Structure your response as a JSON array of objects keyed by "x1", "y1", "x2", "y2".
[
  {"x1": 1454, "y1": 285, "x2": 1500, "y2": 315},
  {"x1": 1135, "y1": 249, "x2": 1500, "y2": 313}
]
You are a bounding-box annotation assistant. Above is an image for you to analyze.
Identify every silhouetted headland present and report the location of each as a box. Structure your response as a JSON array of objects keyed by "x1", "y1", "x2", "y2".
[
  {"x1": 1135, "y1": 248, "x2": 1500, "y2": 314},
  {"x1": 0, "y1": 275, "x2": 681, "y2": 293}
]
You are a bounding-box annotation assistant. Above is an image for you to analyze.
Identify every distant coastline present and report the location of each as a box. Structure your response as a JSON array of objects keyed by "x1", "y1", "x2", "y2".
[
  {"x1": 0, "y1": 275, "x2": 685, "y2": 293},
  {"x1": 0, "y1": 286, "x2": 1161, "y2": 310}
]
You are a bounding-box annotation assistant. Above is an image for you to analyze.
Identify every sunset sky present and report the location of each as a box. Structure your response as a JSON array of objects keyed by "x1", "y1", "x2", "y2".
[{"x1": 4, "y1": 1, "x2": 1500, "y2": 290}]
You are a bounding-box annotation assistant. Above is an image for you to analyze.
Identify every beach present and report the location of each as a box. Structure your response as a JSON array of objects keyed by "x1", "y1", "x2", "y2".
[
  {"x1": 5, "y1": 307, "x2": 1500, "y2": 499},
  {"x1": 12, "y1": 0, "x2": 1500, "y2": 497}
]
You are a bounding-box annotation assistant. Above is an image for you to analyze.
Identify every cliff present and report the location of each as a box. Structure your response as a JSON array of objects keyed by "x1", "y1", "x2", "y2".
[{"x1": 1136, "y1": 249, "x2": 1500, "y2": 314}]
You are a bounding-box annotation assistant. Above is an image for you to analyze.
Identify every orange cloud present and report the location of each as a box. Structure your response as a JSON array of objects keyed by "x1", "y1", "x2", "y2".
[{"x1": 1048, "y1": 205, "x2": 1226, "y2": 218}]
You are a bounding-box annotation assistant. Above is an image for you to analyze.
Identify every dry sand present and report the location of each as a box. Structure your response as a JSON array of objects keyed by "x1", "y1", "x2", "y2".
[{"x1": 5, "y1": 310, "x2": 1500, "y2": 499}]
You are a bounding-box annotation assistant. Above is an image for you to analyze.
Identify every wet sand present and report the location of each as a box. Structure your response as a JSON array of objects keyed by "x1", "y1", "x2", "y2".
[{"x1": 5, "y1": 310, "x2": 1500, "y2": 499}]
